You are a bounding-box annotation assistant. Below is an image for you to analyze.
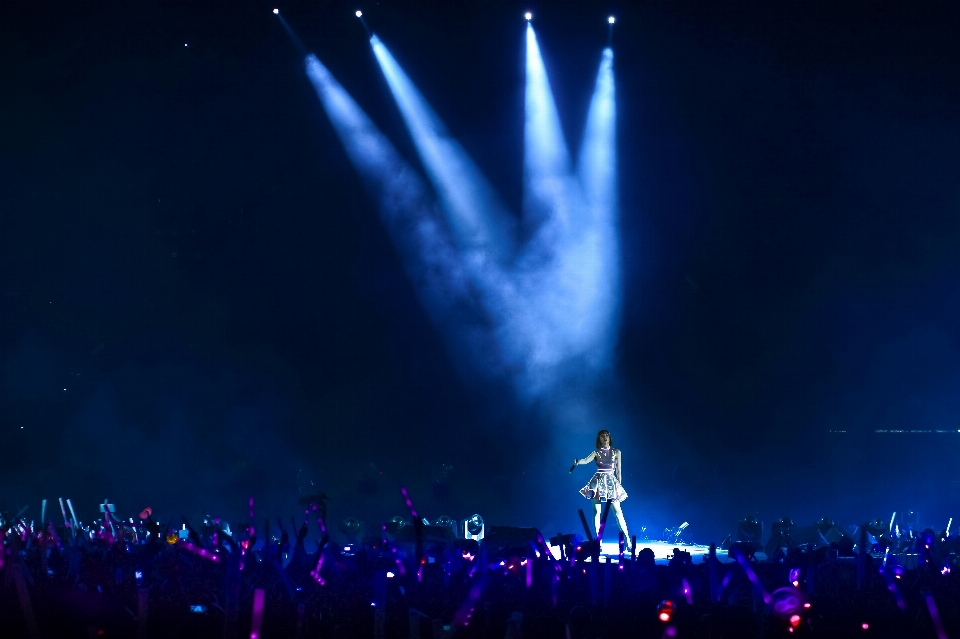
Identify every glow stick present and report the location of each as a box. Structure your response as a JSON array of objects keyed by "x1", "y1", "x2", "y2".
[
  {"x1": 400, "y1": 487, "x2": 418, "y2": 518},
  {"x1": 58, "y1": 498, "x2": 68, "y2": 526},
  {"x1": 879, "y1": 564, "x2": 906, "y2": 610},
  {"x1": 40, "y1": 500, "x2": 47, "y2": 527},
  {"x1": 733, "y1": 550, "x2": 770, "y2": 604},
  {"x1": 889, "y1": 512, "x2": 896, "y2": 533},
  {"x1": 924, "y1": 594, "x2": 948, "y2": 639},
  {"x1": 250, "y1": 589, "x2": 265, "y2": 639},
  {"x1": 66, "y1": 499, "x2": 79, "y2": 530},
  {"x1": 179, "y1": 541, "x2": 220, "y2": 563},
  {"x1": 452, "y1": 583, "x2": 484, "y2": 627},
  {"x1": 946, "y1": 518, "x2": 952, "y2": 537}
]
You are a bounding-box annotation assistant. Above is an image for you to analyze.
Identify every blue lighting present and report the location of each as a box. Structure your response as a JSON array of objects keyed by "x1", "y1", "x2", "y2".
[
  {"x1": 524, "y1": 23, "x2": 573, "y2": 227},
  {"x1": 310, "y1": 31, "x2": 619, "y2": 414},
  {"x1": 370, "y1": 36, "x2": 516, "y2": 265},
  {"x1": 304, "y1": 54, "x2": 497, "y2": 378},
  {"x1": 520, "y1": 27, "x2": 620, "y2": 380}
]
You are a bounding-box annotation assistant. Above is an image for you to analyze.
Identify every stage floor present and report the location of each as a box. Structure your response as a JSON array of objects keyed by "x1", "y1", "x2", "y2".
[{"x1": 548, "y1": 540, "x2": 766, "y2": 565}]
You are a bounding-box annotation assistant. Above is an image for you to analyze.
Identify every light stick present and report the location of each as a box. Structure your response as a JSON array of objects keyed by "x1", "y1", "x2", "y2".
[
  {"x1": 250, "y1": 589, "x2": 265, "y2": 639},
  {"x1": 66, "y1": 499, "x2": 79, "y2": 530}
]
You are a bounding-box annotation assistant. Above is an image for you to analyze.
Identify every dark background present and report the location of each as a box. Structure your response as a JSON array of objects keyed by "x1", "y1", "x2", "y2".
[{"x1": 2, "y1": 0, "x2": 959, "y2": 543}]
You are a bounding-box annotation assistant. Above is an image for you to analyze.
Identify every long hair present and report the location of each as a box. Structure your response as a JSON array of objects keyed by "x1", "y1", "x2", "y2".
[{"x1": 595, "y1": 430, "x2": 613, "y2": 449}]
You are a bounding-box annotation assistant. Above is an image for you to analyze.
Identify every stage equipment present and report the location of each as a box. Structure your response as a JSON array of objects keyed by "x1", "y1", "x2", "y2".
[
  {"x1": 765, "y1": 517, "x2": 798, "y2": 556},
  {"x1": 815, "y1": 517, "x2": 848, "y2": 544},
  {"x1": 355, "y1": 11, "x2": 362, "y2": 18},
  {"x1": 738, "y1": 515, "x2": 763, "y2": 542},
  {"x1": 549, "y1": 533, "x2": 575, "y2": 560},
  {"x1": 385, "y1": 516, "x2": 406, "y2": 536},
  {"x1": 463, "y1": 514, "x2": 484, "y2": 541},
  {"x1": 524, "y1": 12, "x2": 532, "y2": 20},
  {"x1": 608, "y1": 16, "x2": 615, "y2": 24},
  {"x1": 339, "y1": 517, "x2": 363, "y2": 543},
  {"x1": 663, "y1": 521, "x2": 690, "y2": 543},
  {"x1": 273, "y1": 8, "x2": 279, "y2": 14},
  {"x1": 433, "y1": 515, "x2": 455, "y2": 529},
  {"x1": 721, "y1": 516, "x2": 762, "y2": 556}
]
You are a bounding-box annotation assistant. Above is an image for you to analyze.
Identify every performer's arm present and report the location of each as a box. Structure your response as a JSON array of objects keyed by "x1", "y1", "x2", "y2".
[
  {"x1": 574, "y1": 451, "x2": 597, "y2": 466},
  {"x1": 616, "y1": 450, "x2": 622, "y2": 483}
]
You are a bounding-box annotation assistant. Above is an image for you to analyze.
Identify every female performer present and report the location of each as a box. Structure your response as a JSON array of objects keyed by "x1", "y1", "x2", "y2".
[{"x1": 572, "y1": 429, "x2": 630, "y2": 549}]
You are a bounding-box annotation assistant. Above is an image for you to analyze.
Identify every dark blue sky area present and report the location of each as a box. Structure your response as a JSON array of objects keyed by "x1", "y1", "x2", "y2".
[{"x1": 2, "y1": 1, "x2": 959, "y2": 539}]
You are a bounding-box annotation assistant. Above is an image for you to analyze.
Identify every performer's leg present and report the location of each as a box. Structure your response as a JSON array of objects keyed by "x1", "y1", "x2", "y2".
[
  {"x1": 613, "y1": 502, "x2": 630, "y2": 547},
  {"x1": 593, "y1": 502, "x2": 602, "y2": 536}
]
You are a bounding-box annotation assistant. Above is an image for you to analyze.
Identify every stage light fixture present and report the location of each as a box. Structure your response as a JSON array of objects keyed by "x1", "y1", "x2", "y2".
[
  {"x1": 524, "y1": 12, "x2": 532, "y2": 20},
  {"x1": 273, "y1": 8, "x2": 279, "y2": 14},
  {"x1": 463, "y1": 513, "x2": 484, "y2": 541},
  {"x1": 356, "y1": 10, "x2": 362, "y2": 17},
  {"x1": 608, "y1": 16, "x2": 615, "y2": 24},
  {"x1": 385, "y1": 516, "x2": 406, "y2": 535},
  {"x1": 339, "y1": 517, "x2": 363, "y2": 537}
]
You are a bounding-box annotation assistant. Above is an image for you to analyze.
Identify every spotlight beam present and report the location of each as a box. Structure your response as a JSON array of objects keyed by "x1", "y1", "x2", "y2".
[
  {"x1": 578, "y1": 48, "x2": 617, "y2": 220},
  {"x1": 275, "y1": 13, "x2": 307, "y2": 57},
  {"x1": 523, "y1": 23, "x2": 574, "y2": 228},
  {"x1": 573, "y1": 47, "x2": 620, "y2": 363},
  {"x1": 310, "y1": 31, "x2": 621, "y2": 400},
  {"x1": 516, "y1": 24, "x2": 621, "y2": 376},
  {"x1": 304, "y1": 54, "x2": 501, "y2": 379},
  {"x1": 370, "y1": 36, "x2": 517, "y2": 267}
]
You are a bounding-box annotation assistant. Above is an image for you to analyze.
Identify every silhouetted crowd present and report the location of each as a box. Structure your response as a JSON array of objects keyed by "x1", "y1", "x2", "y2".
[{"x1": 1, "y1": 501, "x2": 958, "y2": 638}]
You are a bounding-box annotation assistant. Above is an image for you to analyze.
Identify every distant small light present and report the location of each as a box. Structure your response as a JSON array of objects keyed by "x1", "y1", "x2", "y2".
[
  {"x1": 356, "y1": 10, "x2": 362, "y2": 17},
  {"x1": 524, "y1": 12, "x2": 532, "y2": 20},
  {"x1": 608, "y1": 16, "x2": 615, "y2": 24},
  {"x1": 862, "y1": 623, "x2": 869, "y2": 630},
  {"x1": 184, "y1": 44, "x2": 188, "y2": 47},
  {"x1": 386, "y1": 571, "x2": 395, "y2": 578},
  {"x1": 273, "y1": 8, "x2": 279, "y2": 14}
]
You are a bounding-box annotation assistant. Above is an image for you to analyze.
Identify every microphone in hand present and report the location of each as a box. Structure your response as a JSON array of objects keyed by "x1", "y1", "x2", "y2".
[{"x1": 569, "y1": 459, "x2": 578, "y2": 473}]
